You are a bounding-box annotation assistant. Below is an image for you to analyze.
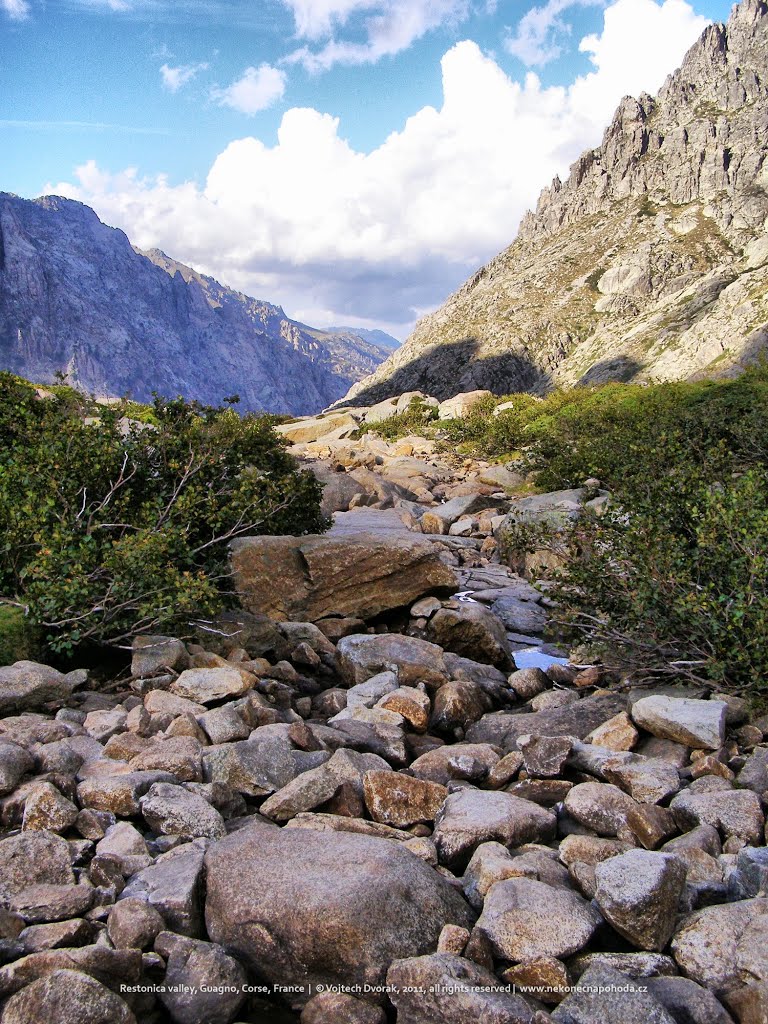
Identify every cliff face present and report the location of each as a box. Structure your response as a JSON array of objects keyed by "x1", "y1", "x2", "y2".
[
  {"x1": 344, "y1": 0, "x2": 768, "y2": 405},
  {"x1": 0, "y1": 195, "x2": 389, "y2": 415}
]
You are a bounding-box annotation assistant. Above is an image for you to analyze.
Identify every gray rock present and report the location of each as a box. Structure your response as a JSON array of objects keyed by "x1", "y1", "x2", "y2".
[
  {"x1": 140, "y1": 782, "x2": 226, "y2": 840},
  {"x1": 466, "y1": 692, "x2": 625, "y2": 751},
  {"x1": 155, "y1": 931, "x2": 247, "y2": 1024},
  {"x1": 427, "y1": 605, "x2": 514, "y2": 669},
  {"x1": 551, "y1": 964, "x2": 677, "y2": 1023},
  {"x1": 131, "y1": 635, "x2": 189, "y2": 678},
  {"x1": 646, "y1": 976, "x2": 736, "y2": 1024},
  {"x1": 0, "y1": 662, "x2": 85, "y2": 715},
  {"x1": 670, "y1": 787, "x2": 764, "y2": 843},
  {"x1": 0, "y1": 831, "x2": 74, "y2": 900},
  {"x1": 410, "y1": 743, "x2": 501, "y2": 786},
  {"x1": 336, "y1": 633, "x2": 448, "y2": 686},
  {"x1": 671, "y1": 898, "x2": 768, "y2": 994},
  {"x1": 474, "y1": 877, "x2": 601, "y2": 960},
  {"x1": 301, "y1": 991, "x2": 386, "y2": 1024},
  {"x1": 387, "y1": 952, "x2": 532, "y2": 1023},
  {"x1": 594, "y1": 850, "x2": 687, "y2": 951},
  {"x1": 107, "y1": 898, "x2": 165, "y2": 950},
  {"x1": 171, "y1": 667, "x2": 253, "y2": 704},
  {"x1": 0, "y1": 968, "x2": 137, "y2": 1024},
  {"x1": 204, "y1": 824, "x2": 473, "y2": 1007},
  {"x1": 631, "y1": 696, "x2": 726, "y2": 750},
  {"x1": 0, "y1": 741, "x2": 34, "y2": 796},
  {"x1": 119, "y1": 841, "x2": 205, "y2": 937},
  {"x1": 433, "y1": 789, "x2": 557, "y2": 867},
  {"x1": 727, "y1": 845, "x2": 768, "y2": 899}
]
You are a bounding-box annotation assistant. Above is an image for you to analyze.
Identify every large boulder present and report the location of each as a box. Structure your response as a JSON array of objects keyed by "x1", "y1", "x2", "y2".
[
  {"x1": 274, "y1": 412, "x2": 359, "y2": 445},
  {"x1": 631, "y1": 696, "x2": 727, "y2": 749},
  {"x1": 433, "y1": 789, "x2": 556, "y2": 867},
  {"x1": 437, "y1": 391, "x2": 493, "y2": 420},
  {"x1": 0, "y1": 662, "x2": 85, "y2": 715},
  {"x1": 466, "y1": 692, "x2": 626, "y2": 751},
  {"x1": 204, "y1": 824, "x2": 474, "y2": 1007},
  {"x1": 670, "y1": 898, "x2": 768, "y2": 995},
  {"x1": 336, "y1": 634, "x2": 448, "y2": 686},
  {"x1": 231, "y1": 534, "x2": 457, "y2": 623},
  {"x1": 0, "y1": 969, "x2": 136, "y2": 1024}
]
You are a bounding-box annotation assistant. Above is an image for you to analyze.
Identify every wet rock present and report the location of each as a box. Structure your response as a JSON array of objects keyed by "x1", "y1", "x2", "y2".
[
  {"x1": 387, "y1": 952, "x2": 533, "y2": 1023},
  {"x1": 0, "y1": 968, "x2": 137, "y2": 1024},
  {"x1": 631, "y1": 696, "x2": 726, "y2": 750},
  {"x1": 363, "y1": 771, "x2": 446, "y2": 827},
  {"x1": 204, "y1": 825, "x2": 474, "y2": 1007},
  {"x1": 140, "y1": 782, "x2": 226, "y2": 840},
  {"x1": 433, "y1": 789, "x2": 556, "y2": 867},
  {"x1": 594, "y1": 850, "x2": 686, "y2": 951},
  {"x1": 155, "y1": 931, "x2": 247, "y2": 1024},
  {"x1": 474, "y1": 877, "x2": 601, "y2": 960}
]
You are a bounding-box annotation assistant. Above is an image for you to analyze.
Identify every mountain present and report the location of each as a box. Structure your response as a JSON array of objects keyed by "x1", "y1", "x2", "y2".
[
  {"x1": 0, "y1": 194, "x2": 390, "y2": 415},
  {"x1": 327, "y1": 327, "x2": 401, "y2": 353},
  {"x1": 344, "y1": 0, "x2": 768, "y2": 406}
]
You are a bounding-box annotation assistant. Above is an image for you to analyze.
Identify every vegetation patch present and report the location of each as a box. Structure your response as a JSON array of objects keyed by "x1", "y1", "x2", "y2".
[{"x1": 0, "y1": 374, "x2": 326, "y2": 657}]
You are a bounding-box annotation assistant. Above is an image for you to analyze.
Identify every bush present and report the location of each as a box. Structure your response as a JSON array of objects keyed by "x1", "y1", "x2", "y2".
[
  {"x1": 355, "y1": 395, "x2": 439, "y2": 441},
  {"x1": 447, "y1": 365, "x2": 768, "y2": 696},
  {"x1": 0, "y1": 375, "x2": 327, "y2": 655}
]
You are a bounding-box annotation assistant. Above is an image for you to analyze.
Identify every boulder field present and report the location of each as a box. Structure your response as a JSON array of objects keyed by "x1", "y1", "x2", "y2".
[{"x1": 0, "y1": 420, "x2": 767, "y2": 1024}]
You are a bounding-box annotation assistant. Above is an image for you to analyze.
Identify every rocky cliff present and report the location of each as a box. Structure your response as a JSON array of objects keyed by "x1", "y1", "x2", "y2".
[
  {"x1": 344, "y1": 0, "x2": 768, "y2": 404},
  {"x1": 0, "y1": 194, "x2": 390, "y2": 415}
]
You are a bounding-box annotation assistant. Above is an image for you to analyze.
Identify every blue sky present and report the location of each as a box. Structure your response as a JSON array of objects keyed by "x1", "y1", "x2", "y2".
[{"x1": 1, "y1": 0, "x2": 734, "y2": 335}]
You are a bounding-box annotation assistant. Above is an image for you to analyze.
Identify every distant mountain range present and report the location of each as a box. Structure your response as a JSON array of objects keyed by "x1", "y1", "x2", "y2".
[
  {"x1": 0, "y1": 193, "x2": 392, "y2": 415},
  {"x1": 345, "y1": 0, "x2": 768, "y2": 405}
]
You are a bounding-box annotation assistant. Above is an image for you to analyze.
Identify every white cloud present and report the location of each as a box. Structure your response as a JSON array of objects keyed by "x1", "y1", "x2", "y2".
[
  {"x1": 1, "y1": 0, "x2": 31, "y2": 19},
  {"x1": 211, "y1": 64, "x2": 287, "y2": 115},
  {"x1": 50, "y1": 0, "x2": 710, "y2": 330},
  {"x1": 505, "y1": 0, "x2": 603, "y2": 67},
  {"x1": 283, "y1": 0, "x2": 471, "y2": 70},
  {"x1": 160, "y1": 62, "x2": 209, "y2": 93}
]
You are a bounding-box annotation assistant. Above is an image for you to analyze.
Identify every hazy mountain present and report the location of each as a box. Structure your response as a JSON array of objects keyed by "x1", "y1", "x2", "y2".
[
  {"x1": 344, "y1": 0, "x2": 768, "y2": 405},
  {"x1": 0, "y1": 195, "x2": 390, "y2": 415}
]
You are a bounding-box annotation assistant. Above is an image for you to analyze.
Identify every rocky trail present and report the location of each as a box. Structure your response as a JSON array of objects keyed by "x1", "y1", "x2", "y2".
[{"x1": 1, "y1": 398, "x2": 768, "y2": 1024}]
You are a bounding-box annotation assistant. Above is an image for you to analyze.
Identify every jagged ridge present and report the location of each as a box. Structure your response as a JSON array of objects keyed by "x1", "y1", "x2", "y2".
[
  {"x1": 0, "y1": 196, "x2": 389, "y2": 415},
  {"x1": 344, "y1": 0, "x2": 768, "y2": 405}
]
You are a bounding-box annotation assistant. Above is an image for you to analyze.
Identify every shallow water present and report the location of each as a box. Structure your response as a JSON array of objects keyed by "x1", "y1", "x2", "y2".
[{"x1": 513, "y1": 646, "x2": 570, "y2": 671}]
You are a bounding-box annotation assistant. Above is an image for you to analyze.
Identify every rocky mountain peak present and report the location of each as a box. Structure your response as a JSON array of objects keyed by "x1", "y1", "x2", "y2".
[
  {"x1": 344, "y1": 0, "x2": 768, "y2": 405},
  {"x1": 0, "y1": 194, "x2": 391, "y2": 414}
]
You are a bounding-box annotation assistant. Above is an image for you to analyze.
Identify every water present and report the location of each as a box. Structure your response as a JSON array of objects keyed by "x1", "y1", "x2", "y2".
[{"x1": 513, "y1": 646, "x2": 570, "y2": 671}]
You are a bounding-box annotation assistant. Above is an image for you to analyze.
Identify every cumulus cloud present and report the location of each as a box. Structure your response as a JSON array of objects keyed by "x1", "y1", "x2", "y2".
[
  {"x1": 160, "y1": 62, "x2": 209, "y2": 93},
  {"x1": 1, "y1": 0, "x2": 31, "y2": 19},
  {"x1": 283, "y1": 0, "x2": 471, "y2": 70},
  {"x1": 211, "y1": 64, "x2": 287, "y2": 115},
  {"x1": 505, "y1": 0, "x2": 603, "y2": 67},
  {"x1": 51, "y1": 0, "x2": 710, "y2": 330}
]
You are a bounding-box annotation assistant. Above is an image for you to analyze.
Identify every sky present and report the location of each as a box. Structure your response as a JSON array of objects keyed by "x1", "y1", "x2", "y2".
[{"x1": 1, "y1": 0, "x2": 733, "y2": 338}]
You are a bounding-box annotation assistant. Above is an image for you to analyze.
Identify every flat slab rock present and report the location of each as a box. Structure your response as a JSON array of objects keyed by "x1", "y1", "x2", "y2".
[{"x1": 231, "y1": 532, "x2": 457, "y2": 623}]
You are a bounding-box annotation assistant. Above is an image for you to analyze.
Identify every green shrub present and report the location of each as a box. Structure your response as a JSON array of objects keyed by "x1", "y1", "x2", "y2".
[
  {"x1": 355, "y1": 395, "x2": 439, "y2": 441},
  {"x1": 0, "y1": 375, "x2": 327, "y2": 655},
  {"x1": 0, "y1": 605, "x2": 42, "y2": 665}
]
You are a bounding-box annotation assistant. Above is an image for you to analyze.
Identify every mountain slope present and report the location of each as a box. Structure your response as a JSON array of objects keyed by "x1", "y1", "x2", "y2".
[
  {"x1": 344, "y1": 0, "x2": 768, "y2": 405},
  {"x1": 0, "y1": 195, "x2": 389, "y2": 415}
]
